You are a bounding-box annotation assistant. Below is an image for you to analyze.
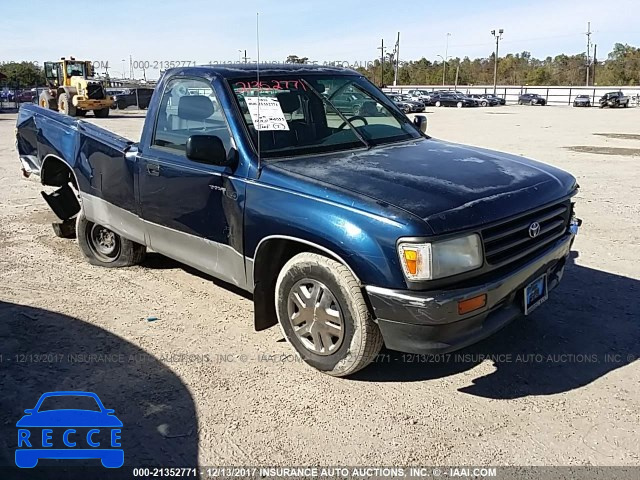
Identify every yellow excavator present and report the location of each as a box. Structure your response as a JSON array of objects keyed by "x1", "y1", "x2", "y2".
[{"x1": 39, "y1": 57, "x2": 113, "y2": 118}]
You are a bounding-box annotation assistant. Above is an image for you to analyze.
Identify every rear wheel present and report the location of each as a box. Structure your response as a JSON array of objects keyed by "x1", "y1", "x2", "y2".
[
  {"x1": 435, "y1": 101, "x2": 441, "y2": 107},
  {"x1": 456, "y1": 101, "x2": 463, "y2": 108},
  {"x1": 481, "y1": 101, "x2": 488, "y2": 107},
  {"x1": 275, "y1": 252, "x2": 383, "y2": 377},
  {"x1": 76, "y1": 211, "x2": 145, "y2": 268},
  {"x1": 530, "y1": 100, "x2": 535, "y2": 106},
  {"x1": 58, "y1": 92, "x2": 76, "y2": 116},
  {"x1": 518, "y1": 100, "x2": 523, "y2": 105},
  {"x1": 94, "y1": 108, "x2": 110, "y2": 118}
]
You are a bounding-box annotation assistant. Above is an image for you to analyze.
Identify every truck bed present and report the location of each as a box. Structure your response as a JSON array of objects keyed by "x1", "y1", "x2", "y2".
[{"x1": 16, "y1": 104, "x2": 139, "y2": 217}]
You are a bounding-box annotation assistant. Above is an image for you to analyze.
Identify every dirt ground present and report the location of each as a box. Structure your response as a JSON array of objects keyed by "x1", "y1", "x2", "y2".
[{"x1": 0, "y1": 105, "x2": 638, "y2": 469}]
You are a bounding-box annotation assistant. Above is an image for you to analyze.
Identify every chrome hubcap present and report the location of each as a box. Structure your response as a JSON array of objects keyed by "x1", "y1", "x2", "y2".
[{"x1": 287, "y1": 279, "x2": 344, "y2": 355}]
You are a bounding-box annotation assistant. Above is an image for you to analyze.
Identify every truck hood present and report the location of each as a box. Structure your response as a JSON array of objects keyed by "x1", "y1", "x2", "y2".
[{"x1": 269, "y1": 138, "x2": 577, "y2": 235}]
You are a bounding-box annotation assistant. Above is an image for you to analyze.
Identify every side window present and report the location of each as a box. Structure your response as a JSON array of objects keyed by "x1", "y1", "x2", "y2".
[{"x1": 152, "y1": 77, "x2": 233, "y2": 157}]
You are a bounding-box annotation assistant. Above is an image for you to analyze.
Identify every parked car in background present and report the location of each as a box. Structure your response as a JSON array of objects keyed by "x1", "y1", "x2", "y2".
[
  {"x1": 432, "y1": 92, "x2": 478, "y2": 108},
  {"x1": 406, "y1": 89, "x2": 434, "y2": 102},
  {"x1": 468, "y1": 94, "x2": 500, "y2": 107},
  {"x1": 484, "y1": 93, "x2": 506, "y2": 105},
  {"x1": 387, "y1": 93, "x2": 425, "y2": 113},
  {"x1": 518, "y1": 93, "x2": 546, "y2": 106},
  {"x1": 327, "y1": 90, "x2": 377, "y2": 116},
  {"x1": 573, "y1": 95, "x2": 591, "y2": 107},
  {"x1": 17, "y1": 90, "x2": 37, "y2": 103},
  {"x1": 386, "y1": 93, "x2": 414, "y2": 114},
  {"x1": 599, "y1": 91, "x2": 629, "y2": 108},
  {"x1": 111, "y1": 88, "x2": 154, "y2": 110}
]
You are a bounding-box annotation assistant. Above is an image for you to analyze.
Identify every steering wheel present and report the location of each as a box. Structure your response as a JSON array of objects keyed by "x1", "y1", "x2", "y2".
[{"x1": 337, "y1": 115, "x2": 368, "y2": 130}]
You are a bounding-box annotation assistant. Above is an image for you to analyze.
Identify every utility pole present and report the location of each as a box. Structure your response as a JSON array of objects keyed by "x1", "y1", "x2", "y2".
[
  {"x1": 491, "y1": 29, "x2": 504, "y2": 95},
  {"x1": 454, "y1": 62, "x2": 460, "y2": 90},
  {"x1": 585, "y1": 22, "x2": 592, "y2": 86},
  {"x1": 393, "y1": 32, "x2": 400, "y2": 86},
  {"x1": 242, "y1": 50, "x2": 249, "y2": 63},
  {"x1": 592, "y1": 44, "x2": 597, "y2": 85},
  {"x1": 377, "y1": 38, "x2": 386, "y2": 87},
  {"x1": 443, "y1": 33, "x2": 451, "y2": 86}
]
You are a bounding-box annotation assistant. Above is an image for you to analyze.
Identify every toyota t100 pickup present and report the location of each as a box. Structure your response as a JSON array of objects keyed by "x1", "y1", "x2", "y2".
[{"x1": 16, "y1": 64, "x2": 581, "y2": 376}]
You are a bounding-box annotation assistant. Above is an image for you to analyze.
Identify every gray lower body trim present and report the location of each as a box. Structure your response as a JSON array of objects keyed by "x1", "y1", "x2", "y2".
[{"x1": 80, "y1": 193, "x2": 249, "y2": 291}]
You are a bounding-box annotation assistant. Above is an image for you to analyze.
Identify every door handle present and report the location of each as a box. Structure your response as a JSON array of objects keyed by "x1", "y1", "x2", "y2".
[{"x1": 146, "y1": 163, "x2": 160, "y2": 176}]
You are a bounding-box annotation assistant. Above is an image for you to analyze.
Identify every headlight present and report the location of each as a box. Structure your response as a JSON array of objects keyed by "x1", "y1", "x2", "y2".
[{"x1": 398, "y1": 234, "x2": 482, "y2": 281}]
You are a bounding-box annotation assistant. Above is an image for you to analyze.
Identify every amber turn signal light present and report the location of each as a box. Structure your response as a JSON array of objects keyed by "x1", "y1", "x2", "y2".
[
  {"x1": 458, "y1": 294, "x2": 487, "y2": 315},
  {"x1": 403, "y1": 249, "x2": 418, "y2": 275}
]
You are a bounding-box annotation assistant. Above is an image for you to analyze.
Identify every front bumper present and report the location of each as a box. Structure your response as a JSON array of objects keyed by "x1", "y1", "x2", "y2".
[{"x1": 365, "y1": 232, "x2": 574, "y2": 354}]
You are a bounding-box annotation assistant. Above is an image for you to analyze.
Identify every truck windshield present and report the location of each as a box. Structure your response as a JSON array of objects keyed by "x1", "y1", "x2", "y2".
[{"x1": 229, "y1": 74, "x2": 421, "y2": 159}]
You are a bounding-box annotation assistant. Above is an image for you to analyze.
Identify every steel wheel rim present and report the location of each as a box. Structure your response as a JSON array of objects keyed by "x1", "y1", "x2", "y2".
[
  {"x1": 287, "y1": 279, "x2": 345, "y2": 355},
  {"x1": 87, "y1": 223, "x2": 120, "y2": 262}
]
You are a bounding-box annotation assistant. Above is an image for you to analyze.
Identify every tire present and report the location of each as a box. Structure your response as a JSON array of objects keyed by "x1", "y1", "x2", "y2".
[
  {"x1": 76, "y1": 109, "x2": 87, "y2": 117},
  {"x1": 117, "y1": 100, "x2": 127, "y2": 110},
  {"x1": 435, "y1": 101, "x2": 441, "y2": 107},
  {"x1": 518, "y1": 100, "x2": 523, "y2": 105},
  {"x1": 58, "y1": 92, "x2": 76, "y2": 116},
  {"x1": 76, "y1": 211, "x2": 146, "y2": 268},
  {"x1": 530, "y1": 100, "x2": 535, "y2": 106},
  {"x1": 481, "y1": 101, "x2": 488, "y2": 107},
  {"x1": 275, "y1": 252, "x2": 383, "y2": 377},
  {"x1": 456, "y1": 101, "x2": 463, "y2": 108},
  {"x1": 623, "y1": 102, "x2": 628, "y2": 108},
  {"x1": 39, "y1": 92, "x2": 56, "y2": 110},
  {"x1": 94, "y1": 108, "x2": 110, "y2": 118}
]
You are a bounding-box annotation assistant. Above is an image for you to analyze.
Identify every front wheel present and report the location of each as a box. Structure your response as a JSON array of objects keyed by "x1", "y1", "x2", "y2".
[
  {"x1": 76, "y1": 211, "x2": 146, "y2": 267},
  {"x1": 275, "y1": 252, "x2": 383, "y2": 377},
  {"x1": 58, "y1": 92, "x2": 76, "y2": 116},
  {"x1": 435, "y1": 101, "x2": 441, "y2": 107},
  {"x1": 456, "y1": 101, "x2": 463, "y2": 108}
]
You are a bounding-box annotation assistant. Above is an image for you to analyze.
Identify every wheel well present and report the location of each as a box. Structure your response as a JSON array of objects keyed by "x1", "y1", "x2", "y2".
[
  {"x1": 40, "y1": 157, "x2": 81, "y2": 220},
  {"x1": 252, "y1": 239, "x2": 313, "y2": 331},
  {"x1": 41, "y1": 156, "x2": 77, "y2": 188}
]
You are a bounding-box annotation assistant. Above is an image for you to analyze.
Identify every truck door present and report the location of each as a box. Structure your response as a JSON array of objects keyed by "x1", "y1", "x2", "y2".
[{"x1": 138, "y1": 76, "x2": 247, "y2": 288}]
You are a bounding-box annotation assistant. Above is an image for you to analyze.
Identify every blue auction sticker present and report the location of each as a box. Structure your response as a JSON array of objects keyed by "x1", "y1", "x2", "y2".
[{"x1": 15, "y1": 391, "x2": 123, "y2": 469}]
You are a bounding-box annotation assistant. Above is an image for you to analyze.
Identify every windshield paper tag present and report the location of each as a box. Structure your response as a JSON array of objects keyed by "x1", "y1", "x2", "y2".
[{"x1": 245, "y1": 97, "x2": 290, "y2": 131}]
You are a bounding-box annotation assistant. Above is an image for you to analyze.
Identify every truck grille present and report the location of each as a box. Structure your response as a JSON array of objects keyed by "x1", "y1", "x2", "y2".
[
  {"x1": 87, "y1": 84, "x2": 104, "y2": 100},
  {"x1": 482, "y1": 201, "x2": 571, "y2": 266}
]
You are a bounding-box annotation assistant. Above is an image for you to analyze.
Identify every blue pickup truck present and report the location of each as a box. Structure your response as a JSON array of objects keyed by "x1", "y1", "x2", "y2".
[{"x1": 16, "y1": 64, "x2": 580, "y2": 376}]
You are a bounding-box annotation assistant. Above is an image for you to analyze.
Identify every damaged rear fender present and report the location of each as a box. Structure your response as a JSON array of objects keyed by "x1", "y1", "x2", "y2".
[{"x1": 40, "y1": 155, "x2": 82, "y2": 221}]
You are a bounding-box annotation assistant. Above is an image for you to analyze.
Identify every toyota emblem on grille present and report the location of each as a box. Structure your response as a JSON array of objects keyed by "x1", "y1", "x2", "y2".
[{"x1": 528, "y1": 222, "x2": 541, "y2": 238}]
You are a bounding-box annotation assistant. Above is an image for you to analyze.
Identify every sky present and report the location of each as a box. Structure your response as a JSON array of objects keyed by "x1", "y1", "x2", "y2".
[{"x1": 2, "y1": 0, "x2": 639, "y2": 79}]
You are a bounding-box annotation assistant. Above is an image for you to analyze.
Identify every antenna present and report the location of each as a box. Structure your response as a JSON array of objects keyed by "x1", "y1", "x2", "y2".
[{"x1": 256, "y1": 12, "x2": 261, "y2": 168}]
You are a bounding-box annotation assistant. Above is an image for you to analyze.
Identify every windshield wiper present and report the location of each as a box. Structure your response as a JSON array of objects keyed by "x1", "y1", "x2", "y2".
[{"x1": 300, "y1": 79, "x2": 370, "y2": 149}]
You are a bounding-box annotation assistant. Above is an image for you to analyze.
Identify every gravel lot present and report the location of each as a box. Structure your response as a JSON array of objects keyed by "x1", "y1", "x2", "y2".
[{"x1": 0, "y1": 105, "x2": 638, "y2": 469}]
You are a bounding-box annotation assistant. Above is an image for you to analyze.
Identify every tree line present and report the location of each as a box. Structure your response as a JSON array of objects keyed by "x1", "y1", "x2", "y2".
[
  {"x1": 1, "y1": 43, "x2": 639, "y2": 87},
  {"x1": 355, "y1": 43, "x2": 640, "y2": 87}
]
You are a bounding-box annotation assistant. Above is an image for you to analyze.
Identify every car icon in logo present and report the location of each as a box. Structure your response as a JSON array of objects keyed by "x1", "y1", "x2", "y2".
[{"x1": 16, "y1": 391, "x2": 123, "y2": 469}]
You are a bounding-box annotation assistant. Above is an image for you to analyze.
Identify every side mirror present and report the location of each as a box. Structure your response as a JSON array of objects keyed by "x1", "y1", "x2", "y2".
[
  {"x1": 186, "y1": 135, "x2": 235, "y2": 168},
  {"x1": 413, "y1": 115, "x2": 427, "y2": 133}
]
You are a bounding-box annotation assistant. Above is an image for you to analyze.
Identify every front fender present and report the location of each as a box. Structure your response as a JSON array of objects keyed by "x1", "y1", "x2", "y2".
[{"x1": 245, "y1": 179, "x2": 422, "y2": 289}]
